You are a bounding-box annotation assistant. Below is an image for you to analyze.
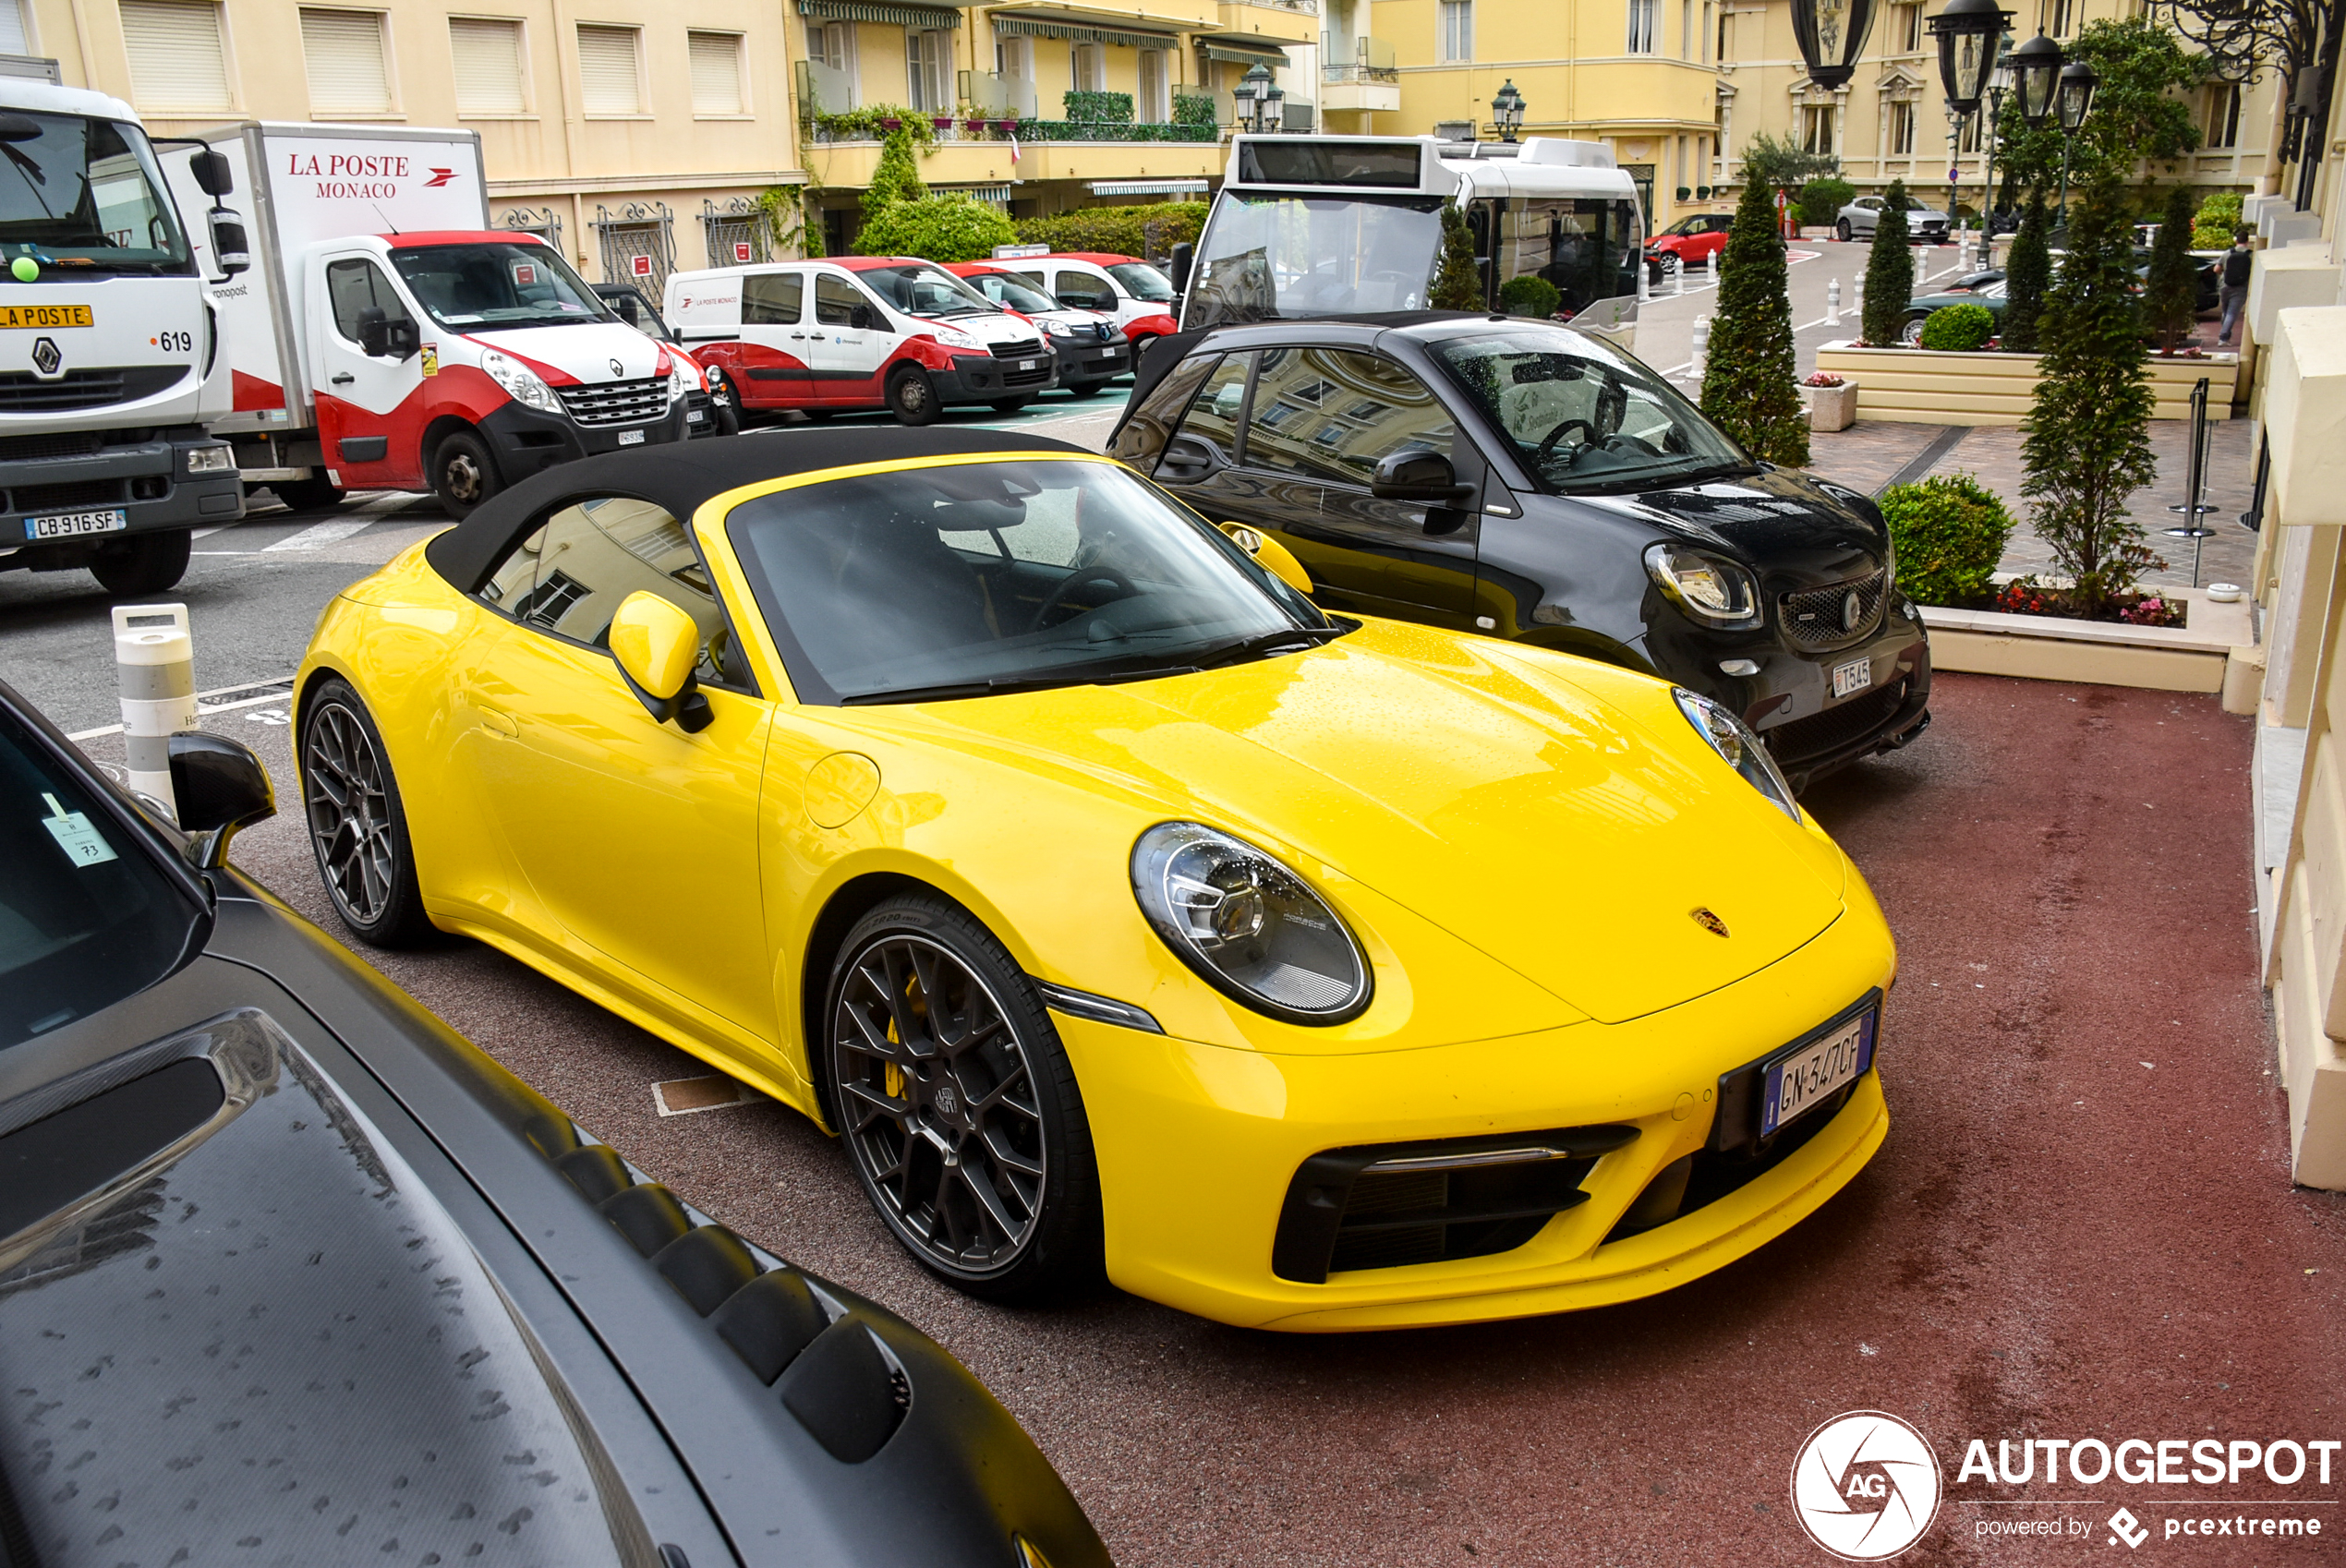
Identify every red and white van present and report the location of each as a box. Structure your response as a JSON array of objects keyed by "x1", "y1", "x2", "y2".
[
  {"x1": 169, "y1": 123, "x2": 694, "y2": 516},
  {"x1": 941, "y1": 262, "x2": 1130, "y2": 397},
  {"x1": 989, "y1": 250, "x2": 1181, "y2": 357},
  {"x1": 663, "y1": 258, "x2": 1060, "y2": 425}
]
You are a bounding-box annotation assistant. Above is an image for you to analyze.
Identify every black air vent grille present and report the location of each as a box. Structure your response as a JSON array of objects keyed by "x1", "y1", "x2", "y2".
[
  {"x1": 989, "y1": 338, "x2": 1045, "y2": 360},
  {"x1": 0, "y1": 367, "x2": 187, "y2": 412}
]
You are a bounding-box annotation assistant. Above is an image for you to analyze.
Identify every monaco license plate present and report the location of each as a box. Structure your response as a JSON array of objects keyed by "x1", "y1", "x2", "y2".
[
  {"x1": 617, "y1": 428, "x2": 647, "y2": 446},
  {"x1": 27, "y1": 508, "x2": 127, "y2": 540},
  {"x1": 1832, "y1": 657, "x2": 1873, "y2": 699},
  {"x1": 1761, "y1": 1008, "x2": 1877, "y2": 1137}
]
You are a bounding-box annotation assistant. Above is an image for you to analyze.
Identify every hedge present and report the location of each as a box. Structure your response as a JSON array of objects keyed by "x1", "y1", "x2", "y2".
[
  {"x1": 1918, "y1": 302, "x2": 1997, "y2": 352},
  {"x1": 1011, "y1": 199, "x2": 1207, "y2": 260},
  {"x1": 854, "y1": 194, "x2": 1019, "y2": 263}
]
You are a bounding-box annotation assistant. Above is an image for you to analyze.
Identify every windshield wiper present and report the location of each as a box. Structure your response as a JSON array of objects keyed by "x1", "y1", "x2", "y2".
[
  {"x1": 1191, "y1": 623, "x2": 1350, "y2": 669},
  {"x1": 840, "y1": 663, "x2": 1204, "y2": 706}
]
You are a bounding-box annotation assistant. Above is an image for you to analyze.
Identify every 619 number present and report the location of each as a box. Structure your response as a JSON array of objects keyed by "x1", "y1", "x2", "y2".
[{"x1": 154, "y1": 330, "x2": 194, "y2": 354}]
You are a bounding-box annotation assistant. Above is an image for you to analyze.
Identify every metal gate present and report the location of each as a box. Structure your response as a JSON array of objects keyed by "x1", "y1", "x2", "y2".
[
  {"x1": 593, "y1": 202, "x2": 677, "y2": 296},
  {"x1": 700, "y1": 198, "x2": 770, "y2": 268},
  {"x1": 496, "y1": 205, "x2": 564, "y2": 258}
]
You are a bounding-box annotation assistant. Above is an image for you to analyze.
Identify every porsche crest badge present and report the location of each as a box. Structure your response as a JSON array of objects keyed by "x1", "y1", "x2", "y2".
[{"x1": 1690, "y1": 907, "x2": 1730, "y2": 937}]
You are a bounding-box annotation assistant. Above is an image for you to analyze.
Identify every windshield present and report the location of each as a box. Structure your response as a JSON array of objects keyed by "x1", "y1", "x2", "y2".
[
  {"x1": 725, "y1": 458, "x2": 1327, "y2": 705},
  {"x1": 1106, "y1": 261, "x2": 1173, "y2": 302},
  {"x1": 1186, "y1": 191, "x2": 1444, "y2": 328},
  {"x1": 963, "y1": 270, "x2": 1060, "y2": 314},
  {"x1": 0, "y1": 114, "x2": 189, "y2": 271},
  {"x1": 859, "y1": 263, "x2": 997, "y2": 318},
  {"x1": 391, "y1": 242, "x2": 614, "y2": 329},
  {"x1": 0, "y1": 705, "x2": 200, "y2": 1047},
  {"x1": 1433, "y1": 328, "x2": 1748, "y2": 496}
]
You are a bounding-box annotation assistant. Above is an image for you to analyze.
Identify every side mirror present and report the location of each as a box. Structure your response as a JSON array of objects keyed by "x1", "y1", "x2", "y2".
[
  {"x1": 208, "y1": 209, "x2": 248, "y2": 276},
  {"x1": 1168, "y1": 242, "x2": 1192, "y2": 296},
  {"x1": 191, "y1": 149, "x2": 235, "y2": 197},
  {"x1": 1217, "y1": 522, "x2": 1313, "y2": 596},
  {"x1": 168, "y1": 731, "x2": 275, "y2": 871},
  {"x1": 848, "y1": 304, "x2": 876, "y2": 331},
  {"x1": 1370, "y1": 450, "x2": 1475, "y2": 503},
  {"x1": 357, "y1": 305, "x2": 389, "y2": 357},
  {"x1": 613, "y1": 294, "x2": 640, "y2": 323},
  {"x1": 610, "y1": 591, "x2": 714, "y2": 733},
  {"x1": 385, "y1": 318, "x2": 420, "y2": 359}
]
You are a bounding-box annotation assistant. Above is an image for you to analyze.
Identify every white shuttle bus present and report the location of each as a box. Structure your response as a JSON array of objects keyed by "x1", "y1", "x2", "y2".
[{"x1": 1175, "y1": 134, "x2": 1644, "y2": 349}]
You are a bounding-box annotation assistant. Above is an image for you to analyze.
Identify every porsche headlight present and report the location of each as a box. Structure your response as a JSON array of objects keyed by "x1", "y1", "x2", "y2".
[
  {"x1": 1644, "y1": 542, "x2": 1763, "y2": 629},
  {"x1": 1131, "y1": 823, "x2": 1371, "y2": 1025},
  {"x1": 1673, "y1": 688, "x2": 1800, "y2": 822},
  {"x1": 481, "y1": 348, "x2": 560, "y2": 414}
]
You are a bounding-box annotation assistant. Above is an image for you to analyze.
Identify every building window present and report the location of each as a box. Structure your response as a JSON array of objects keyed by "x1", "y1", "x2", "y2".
[
  {"x1": 119, "y1": 0, "x2": 235, "y2": 113},
  {"x1": 1889, "y1": 99, "x2": 1916, "y2": 155},
  {"x1": 995, "y1": 34, "x2": 1031, "y2": 78},
  {"x1": 1801, "y1": 103, "x2": 1835, "y2": 154},
  {"x1": 908, "y1": 28, "x2": 949, "y2": 110},
  {"x1": 1070, "y1": 41, "x2": 1105, "y2": 91},
  {"x1": 575, "y1": 24, "x2": 642, "y2": 115},
  {"x1": 1438, "y1": 0, "x2": 1471, "y2": 62},
  {"x1": 1701, "y1": 1, "x2": 1714, "y2": 61},
  {"x1": 1139, "y1": 46, "x2": 1169, "y2": 122},
  {"x1": 1627, "y1": 0, "x2": 1656, "y2": 54},
  {"x1": 1900, "y1": 1, "x2": 1923, "y2": 52},
  {"x1": 0, "y1": 0, "x2": 30, "y2": 54},
  {"x1": 688, "y1": 30, "x2": 744, "y2": 115},
  {"x1": 1716, "y1": 8, "x2": 1732, "y2": 60},
  {"x1": 299, "y1": 8, "x2": 393, "y2": 115},
  {"x1": 2050, "y1": 0, "x2": 2076, "y2": 37},
  {"x1": 2205, "y1": 82, "x2": 2241, "y2": 149},
  {"x1": 450, "y1": 17, "x2": 526, "y2": 115}
]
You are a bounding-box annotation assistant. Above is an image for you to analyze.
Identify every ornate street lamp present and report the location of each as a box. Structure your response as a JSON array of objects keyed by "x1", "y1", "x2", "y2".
[
  {"x1": 1491, "y1": 79, "x2": 1526, "y2": 142},
  {"x1": 1929, "y1": 0, "x2": 2012, "y2": 115},
  {"x1": 1974, "y1": 37, "x2": 2015, "y2": 264},
  {"x1": 2011, "y1": 30, "x2": 2062, "y2": 130},
  {"x1": 1789, "y1": 0, "x2": 1882, "y2": 90},
  {"x1": 2054, "y1": 57, "x2": 2097, "y2": 224}
]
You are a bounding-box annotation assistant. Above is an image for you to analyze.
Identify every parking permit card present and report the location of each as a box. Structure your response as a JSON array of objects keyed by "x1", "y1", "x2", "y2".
[{"x1": 41, "y1": 792, "x2": 116, "y2": 866}]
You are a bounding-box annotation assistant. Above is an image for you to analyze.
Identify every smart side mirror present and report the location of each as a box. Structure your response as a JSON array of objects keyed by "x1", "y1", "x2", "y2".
[
  {"x1": 357, "y1": 306, "x2": 389, "y2": 356},
  {"x1": 1370, "y1": 450, "x2": 1474, "y2": 503},
  {"x1": 1168, "y1": 242, "x2": 1192, "y2": 296},
  {"x1": 191, "y1": 149, "x2": 235, "y2": 197},
  {"x1": 207, "y1": 209, "x2": 248, "y2": 276},
  {"x1": 610, "y1": 591, "x2": 714, "y2": 733},
  {"x1": 168, "y1": 730, "x2": 275, "y2": 871}
]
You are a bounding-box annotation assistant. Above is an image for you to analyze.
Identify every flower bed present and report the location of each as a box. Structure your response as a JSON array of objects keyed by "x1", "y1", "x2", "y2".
[{"x1": 1984, "y1": 578, "x2": 2188, "y2": 629}]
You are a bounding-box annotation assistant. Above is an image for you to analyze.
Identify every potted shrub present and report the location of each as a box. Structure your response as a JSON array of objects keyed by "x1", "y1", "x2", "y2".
[
  {"x1": 1497, "y1": 273, "x2": 1562, "y2": 319},
  {"x1": 1802, "y1": 371, "x2": 1857, "y2": 431}
]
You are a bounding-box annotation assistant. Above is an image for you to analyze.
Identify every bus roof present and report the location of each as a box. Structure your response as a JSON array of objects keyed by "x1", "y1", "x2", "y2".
[{"x1": 1219, "y1": 133, "x2": 1635, "y2": 203}]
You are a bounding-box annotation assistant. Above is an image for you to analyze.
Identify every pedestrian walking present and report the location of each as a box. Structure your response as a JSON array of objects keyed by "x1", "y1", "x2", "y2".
[{"x1": 2219, "y1": 226, "x2": 2254, "y2": 347}]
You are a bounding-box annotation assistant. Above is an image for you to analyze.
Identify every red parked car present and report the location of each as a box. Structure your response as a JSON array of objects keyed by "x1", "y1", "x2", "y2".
[{"x1": 1646, "y1": 213, "x2": 1735, "y2": 279}]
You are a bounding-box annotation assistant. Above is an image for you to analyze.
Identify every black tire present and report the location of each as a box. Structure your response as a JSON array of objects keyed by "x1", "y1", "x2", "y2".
[
  {"x1": 429, "y1": 428, "x2": 502, "y2": 519},
  {"x1": 299, "y1": 677, "x2": 438, "y2": 948},
  {"x1": 991, "y1": 396, "x2": 1034, "y2": 414},
  {"x1": 822, "y1": 894, "x2": 1103, "y2": 1304},
  {"x1": 711, "y1": 401, "x2": 741, "y2": 437},
  {"x1": 270, "y1": 476, "x2": 346, "y2": 512},
  {"x1": 887, "y1": 367, "x2": 941, "y2": 426},
  {"x1": 800, "y1": 408, "x2": 835, "y2": 423},
  {"x1": 1836, "y1": 219, "x2": 1854, "y2": 243},
  {"x1": 90, "y1": 529, "x2": 190, "y2": 596},
  {"x1": 1060, "y1": 380, "x2": 1106, "y2": 400}
]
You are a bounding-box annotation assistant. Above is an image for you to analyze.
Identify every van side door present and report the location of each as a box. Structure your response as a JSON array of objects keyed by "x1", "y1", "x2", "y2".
[
  {"x1": 311, "y1": 252, "x2": 428, "y2": 489},
  {"x1": 735, "y1": 268, "x2": 810, "y2": 406}
]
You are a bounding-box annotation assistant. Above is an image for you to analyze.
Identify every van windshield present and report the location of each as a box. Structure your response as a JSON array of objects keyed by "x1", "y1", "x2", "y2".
[
  {"x1": 1106, "y1": 261, "x2": 1173, "y2": 302},
  {"x1": 859, "y1": 263, "x2": 998, "y2": 319},
  {"x1": 392, "y1": 242, "x2": 617, "y2": 329},
  {"x1": 0, "y1": 113, "x2": 190, "y2": 272}
]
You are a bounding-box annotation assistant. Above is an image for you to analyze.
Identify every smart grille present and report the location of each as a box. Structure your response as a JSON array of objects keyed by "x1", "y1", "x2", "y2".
[
  {"x1": 988, "y1": 339, "x2": 1044, "y2": 360},
  {"x1": 0, "y1": 367, "x2": 186, "y2": 413},
  {"x1": 1779, "y1": 569, "x2": 1886, "y2": 649},
  {"x1": 556, "y1": 377, "x2": 670, "y2": 428}
]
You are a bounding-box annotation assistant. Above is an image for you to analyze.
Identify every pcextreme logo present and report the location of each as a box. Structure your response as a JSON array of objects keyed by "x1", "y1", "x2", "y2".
[{"x1": 1791, "y1": 1411, "x2": 1944, "y2": 1562}]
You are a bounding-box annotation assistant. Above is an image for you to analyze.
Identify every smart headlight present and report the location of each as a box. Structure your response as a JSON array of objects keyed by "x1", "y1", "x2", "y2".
[
  {"x1": 1673, "y1": 688, "x2": 1800, "y2": 821},
  {"x1": 1644, "y1": 542, "x2": 1763, "y2": 629},
  {"x1": 481, "y1": 348, "x2": 560, "y2": 414},
  {"x1": 1131, "y1": 822, "x2": 1371, "y2": 1025}
]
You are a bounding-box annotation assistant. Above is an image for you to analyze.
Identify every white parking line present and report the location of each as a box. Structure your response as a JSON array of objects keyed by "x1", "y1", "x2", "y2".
[
  {"x1": 68, "y1": 677, "x2": 297, "y2": 742},
  {"x1": 263, "y1": 517, "x2": 377, "y2": 551}
]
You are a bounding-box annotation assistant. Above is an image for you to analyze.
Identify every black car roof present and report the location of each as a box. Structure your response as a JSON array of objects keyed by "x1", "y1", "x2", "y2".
[{"x1": 424, "y1": 427, "x2": 1094, "y2": 595}]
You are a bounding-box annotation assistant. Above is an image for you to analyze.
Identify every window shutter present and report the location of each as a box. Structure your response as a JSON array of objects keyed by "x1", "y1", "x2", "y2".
[
  {"x1": 300, "y1": 9, "x2": 392, "y2": 115},
  {"x1": 119, "y1": 0, "x2": 235, "y2": 113},
  {"x1": 450, "y1": 18, "x2": 526, "y2": 115},
  {"x1": 688, "y1": 31, "x2": 741, "y2": 115},
  {"x1": 0, "y1": 1, "x2": 29, "y2": 55},
  {"x1": 575, "y1": 24, "x2": 641, "y2": 115}
]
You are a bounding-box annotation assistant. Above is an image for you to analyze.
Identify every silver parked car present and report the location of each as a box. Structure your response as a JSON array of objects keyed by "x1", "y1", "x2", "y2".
[{"x1": 1835, "y1": 194, "x2": 1951, "y2": 243}]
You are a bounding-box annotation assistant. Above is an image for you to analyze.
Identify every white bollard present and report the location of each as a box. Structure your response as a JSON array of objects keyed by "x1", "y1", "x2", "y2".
[
  {"x1": 1690, "y1": 315, "x2": 1711, "y2": 379},
  {"x1": 1638, "y1": 258, "x2": 1651, "y2": 303},
  {"x1": 112, "y1": 603, "x2": 198, "y2": 816},
  {"x1": 1674, "y1": 258, "x2": 1686, "y2": 297},
  {"x1": 1827, "y1": 277, "x2": 1842, "y2": 327}
]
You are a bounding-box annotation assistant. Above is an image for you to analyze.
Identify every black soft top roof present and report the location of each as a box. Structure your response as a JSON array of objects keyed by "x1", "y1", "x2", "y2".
[{"x1": 423, "y1": 428, "x2": 1094, "y2": 595}]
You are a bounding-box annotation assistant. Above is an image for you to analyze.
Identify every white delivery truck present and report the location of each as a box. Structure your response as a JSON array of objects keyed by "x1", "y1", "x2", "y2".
[
  {"x1": 163, "y1": 122, "x2": 695, "y2": 517},
  {"x1": 0, "y1": 55, "x2": 247, "y2": 596}
]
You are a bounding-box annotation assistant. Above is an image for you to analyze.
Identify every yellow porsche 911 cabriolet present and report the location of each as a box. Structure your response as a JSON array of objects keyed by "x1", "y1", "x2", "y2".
[{"x1": 295, "y1": 428, "x2": 1894, "y2": 1331}]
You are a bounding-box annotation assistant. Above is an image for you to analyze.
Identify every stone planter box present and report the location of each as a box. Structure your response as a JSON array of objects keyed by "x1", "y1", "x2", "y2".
[
  {"x1": 1813, "y1": 341, "x2": 2239, "y2": 426},
  {"x1": 1918, "y1": 585, "x2": 2255, "y2": 694},
  {"x1": 1805, "y1": 380, "x2": 1857, "y2": 431}
]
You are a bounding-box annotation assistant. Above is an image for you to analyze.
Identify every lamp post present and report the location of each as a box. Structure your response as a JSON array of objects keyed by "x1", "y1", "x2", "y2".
[
  {"x1": 1235, "y1": 61, "x2": 1284, "y2": 136},
  {"x1": 1929, "y1": 0, "x2": 2012, "y2": 258},
  {"x1": 1788, "y1": 0, "x2": 1884, "y2": 89},
  {"x1": 1974, "y1": 37, "x2": 2014, "y2": 266},
  {"x1": 1491, "y1": 79, "x2": 1526, "y2": 143},
  {"x1": 2054, "y1": 57, "x2": 2097, "y2": 226}
]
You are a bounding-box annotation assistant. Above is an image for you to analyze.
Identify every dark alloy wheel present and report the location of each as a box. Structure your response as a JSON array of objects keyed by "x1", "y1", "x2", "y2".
[
  {"x1": 1836, "y1": 218, "x2": 1854, "y2": 242},
  {"x1": 888, "y1": 367, "x2": 941, "y2": 426},
  {"x1": 825, "y1": 896, "x2": 1101, "y2": 1302},
  {"x1": 299, "y1": 679, "x2": 437, "y2": 947},
  {"x1": 91, "y1": 529, "x2": 189, "y2": 595},
  {"x1": 430, "y1": 428, "x2": 502, "y2": 519}
]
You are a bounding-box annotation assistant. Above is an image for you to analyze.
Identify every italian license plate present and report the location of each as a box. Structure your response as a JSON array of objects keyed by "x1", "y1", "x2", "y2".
[
  {"x1": 617, "y1": 428, "x2": 647, "y2": 446},
  {"x1": 0, "y1": 304, "x2": 93, "y2": 330},
  {"x1": 1761, "y1": 1008, "x2": 1877, "y2": 1137},
  {"x1": 1020, "y1": 359, "x2": 1038, "y2": 370},
  {"x1": 27, "y1": 508, "x2": 127, "y2": 539},
  {"x1": 1832, "y1": 657, "x2": 1873, "y2": 698}
]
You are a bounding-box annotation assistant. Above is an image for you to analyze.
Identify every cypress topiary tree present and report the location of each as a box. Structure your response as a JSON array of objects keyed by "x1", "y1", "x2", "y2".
[
  {"x1": 2020, "y1": 178, "x2": 2161, "y2": 616},
  {"x1": 1700, "y1": 175, "x2": 1808, "y2": 466},
  {"x1": 1861, "y1": 179, "x2": 1914, "y2": 346},
  {"x1": 2142, "y1": 185, "x2": 2199, "y2": 352},
  {"x1": 1431, "y1": 203, "x2": 1483, "y2": 309},
  {"x1": 2001, "y1": 188, "x2": 2051, "y2": 353}
]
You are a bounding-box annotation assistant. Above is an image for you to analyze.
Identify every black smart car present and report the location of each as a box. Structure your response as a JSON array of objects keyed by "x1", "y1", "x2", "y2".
[
  {"x1": 1108, "y1": 313, "x2": 1931, "y2": 787},
  {"x1": 0, "y1": 680, "x2": 1107, "y2": 1568}
]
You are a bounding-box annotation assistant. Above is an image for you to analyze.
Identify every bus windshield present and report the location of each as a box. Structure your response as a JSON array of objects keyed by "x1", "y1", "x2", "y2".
[
  {"x1": 0, "y1": 113, "x2": 190, "y2": 271},
  {"x1": 1184, "y1": 191, "x2": 1444, "y2": 329}
]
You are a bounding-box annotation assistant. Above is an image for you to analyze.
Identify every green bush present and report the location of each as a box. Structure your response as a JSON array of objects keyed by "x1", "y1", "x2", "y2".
[
  {"x1": 1797, "y1": 176, "x2": 1856, "y2": 228},
  {"x1": 1919, "y1": 302, "x2": 1997, "y2": 351},
  {"x1": 1497, "y1": 273, "x2": 1561, "y2": 318},
  {"x1": 1061, "y1": 90, "x2": 1133, "y2": 123},
  {"x1": 1172, "y1": 92, "x2": 1216, "y2": 130},
  {"x1": 1011, "y1": 199, "x2": 1207, "y2": 260},
  {"x1": 859, "y1": 127, "x2": 928, "y2": 223},
  {"x1": 853, "y1": 195, "x2": 1018, "y2": 263},
  {"x1": 1879, "y1": 473, "x2": 2017, "y2": 606},
  {"x1": 816, "y1": 104, "x2": 937, "y2": 144},
  {"x1": 2192, "y1": 189, "x2": 2243, "y2": 249}
]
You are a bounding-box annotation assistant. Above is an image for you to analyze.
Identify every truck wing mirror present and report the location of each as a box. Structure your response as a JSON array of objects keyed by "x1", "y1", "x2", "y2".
[
  {"x1": 386, "y1": 319, "x2": 420, "y2": 359},
  {"x1": 190, "y1": 149, "x2": 235, "y2": 198},
  {"x1": 357, "y1": 306, "x2": 390, "y2": 356},
  {"x1": 207, "y1": 210, "x2": 248, "y2": 277},
  {"x1": 1168, "y1": 242, "x2": 1192, "y2": 296}
]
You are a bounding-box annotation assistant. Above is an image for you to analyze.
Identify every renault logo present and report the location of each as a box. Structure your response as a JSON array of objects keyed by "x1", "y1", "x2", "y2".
[
  {"x1": 30, "y1": 336, "x2": 60, "y2": 378},
  {"x1": 1691, "y1": 907, "x2": 1730, "y2": 937},
  {"x1": 610, "y1": 357, "x2": 625, "y2": 378},
  {"x1": 1842, "y1": 590, "x2": 1864, "y2": 632}
]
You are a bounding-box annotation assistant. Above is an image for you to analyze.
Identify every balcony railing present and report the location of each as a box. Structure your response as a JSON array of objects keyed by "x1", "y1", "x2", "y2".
[
  {"x1": 1324, "y1": 62, "x2": 1399, "y2": 84},
  {"x1": 1322, "y1": 34, "x2": 1397, "y2": 83}
]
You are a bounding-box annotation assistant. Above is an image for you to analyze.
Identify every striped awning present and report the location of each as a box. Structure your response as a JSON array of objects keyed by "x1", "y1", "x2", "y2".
[
  {"x1": 937, "y1": 183, "x2": 1015, "y2": 204},
  {"x1": 990, "y1": 13, "x2": 1175, "y2": 47},
  {"x1": 796, "y1": 0, "x2": 961, "y2": 28},
  {"x1": 1089, "y1": 178, "x2": 1207, "y2": 196},
  {"x1": 1197, "y1": 36, "x2": 1288, "y2": 65}
]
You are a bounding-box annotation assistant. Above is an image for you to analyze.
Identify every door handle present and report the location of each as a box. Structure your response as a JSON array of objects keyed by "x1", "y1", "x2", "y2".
[
  {"x1": 477, "y1": 706, "x2": 518, "y2": 738},
  {"x1": 331, "y1": 373, "x2": 355, "y2": 385}
]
